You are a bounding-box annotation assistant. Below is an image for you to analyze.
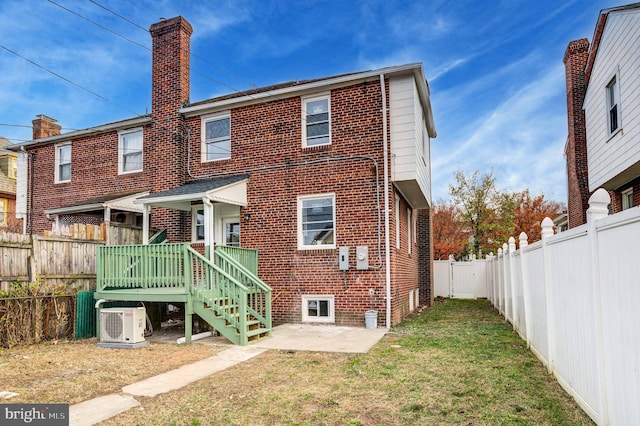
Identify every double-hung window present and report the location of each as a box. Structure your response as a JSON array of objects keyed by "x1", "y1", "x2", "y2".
[
  {"x1": 202, "y1": 113, "x2": 231, "y2": 161},
  {"x1": 302, "y1": 94, "x2": 330, "y2": 147},
  {"x1": 607, "y1": 75, "x2": 620, "y2": 135},
  {"x1": 55, "y1": 142, "x2": 71, "y2": 183},
  {"x1": 192, "y1": 206, "x2": 205, "y2": 242},
  {"x1": 298, "y1": 194, "x2": 335, "y2": 249},
  {"x1": 0, "y1": 198, "x2": 7, "y2": 226},
  {"x1": 118, "y1": 128, "x2": 143, "y2": 174},
  {"x1": 622, "y1": 188, "x2": 633, "y2": 210}
]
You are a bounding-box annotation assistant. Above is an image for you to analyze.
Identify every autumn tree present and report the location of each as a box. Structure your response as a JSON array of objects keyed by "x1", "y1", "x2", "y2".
[
  {"x1": 449, "y1": 170, "x2": 509, "y2": 257},
  {"x1": 446, "y1": 170, "x2": 565, "y2": 257},
  {"x1": 432, "y1": 200, "x2": 470, "y2": 260},
  {"x1": 512, "y1": 189, "x2": 564, "y2": 243}
]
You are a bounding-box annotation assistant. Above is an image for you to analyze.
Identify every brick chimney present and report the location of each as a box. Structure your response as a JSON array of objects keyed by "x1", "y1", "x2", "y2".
[
  {"x1": 148, "y1": 16, "x2": 193, "y2": 241},
  {"x1": 564, "y1": 39, "x2": 590, "y2": 228},
  {"x1": 32, "y1": 114, "x2": 61, "y2": 139}
]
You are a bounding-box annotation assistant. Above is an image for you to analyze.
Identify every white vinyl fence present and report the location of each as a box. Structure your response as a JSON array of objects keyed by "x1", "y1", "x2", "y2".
[
  {"x1": 486, "y1": 189, "x2": 639, "y2": 426},
  {"x1": 434, "y1": 257, "x2": 487, "y2": 299}
]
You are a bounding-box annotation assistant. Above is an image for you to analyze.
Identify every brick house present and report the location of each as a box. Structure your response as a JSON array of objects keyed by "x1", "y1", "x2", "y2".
[
  {"x1": 9, "y1": 16, "x2": 437, "y2": 333},
  {"x1": 564, "y1": 3, "x2": 640, "y2": 227},
  {"x1": 0, "y1": 137, "x2": 21, "y2": 232}
]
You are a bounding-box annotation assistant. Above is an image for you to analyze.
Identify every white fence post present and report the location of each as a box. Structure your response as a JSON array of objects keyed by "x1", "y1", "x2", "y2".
[
  {"x1": 497, "y1": 247, "x2": 504, "y2": 315},
  {"x1": 586, "y1": 189, "x2": 610, "y2": 426},
  {"x1": 508, "y1": 237, "x2": 518, "y2": 328},
  {"x1": 519, "y1": 232, "x2": 532, "y2": 347},
  {"x1": 541, "y1": 217, "x2": 555, "y2": 373}
]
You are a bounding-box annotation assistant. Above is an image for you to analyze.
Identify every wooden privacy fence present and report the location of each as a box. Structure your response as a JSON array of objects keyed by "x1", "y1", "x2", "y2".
[
  {"x1": 485, "y1": 189, "x2": 639, "y2": 426},
  {"x1": 0, "y1": 225, "x2": 144, "y2": 292},
  {"x1": 0, "y1": 232, "x2": 104, "y2": 292}
]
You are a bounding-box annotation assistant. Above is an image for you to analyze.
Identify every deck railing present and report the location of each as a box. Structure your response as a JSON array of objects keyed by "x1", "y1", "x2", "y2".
[{"x1": 96, "y1": 243, "x2": 271, "y2": 341}]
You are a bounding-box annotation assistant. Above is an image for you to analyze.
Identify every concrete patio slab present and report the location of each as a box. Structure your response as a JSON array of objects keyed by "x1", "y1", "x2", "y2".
[{"x1": 252, "y1": 324, "x2": 388, "y2": 353}]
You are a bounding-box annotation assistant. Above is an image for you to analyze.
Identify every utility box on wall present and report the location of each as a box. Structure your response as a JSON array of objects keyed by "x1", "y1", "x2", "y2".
[
  {"x1": 339, "y1": 247, "x2": 350, "y2": 270},
  {"x1": 356, "y1": 246, "x2": 369, "y2": 270}
]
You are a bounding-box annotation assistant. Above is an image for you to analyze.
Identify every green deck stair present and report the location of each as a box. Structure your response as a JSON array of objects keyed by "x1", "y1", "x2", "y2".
[{"x1": 95, "y1": 243, "x2": 272, "y2": 345}]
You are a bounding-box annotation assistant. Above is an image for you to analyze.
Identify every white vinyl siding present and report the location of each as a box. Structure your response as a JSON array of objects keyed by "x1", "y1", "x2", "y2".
[
  {"x1": 118, "y1": 128, "x2": 143, "y2": 174},
  {"x1": 302, "y1": 94, "x2": 331, "y2": 147},
  {"x1": 202, "y1": 113, "x2": 231, "y2": 162},
  {"x1": 584, "y1": 9, "x2": 640, "y2": 191},
  {"x1": 389, "y1": 75, "x2": 431, "y2": 208},
  {"x1": 54, "y1": 142, "x2": 71, "y2": 183}
]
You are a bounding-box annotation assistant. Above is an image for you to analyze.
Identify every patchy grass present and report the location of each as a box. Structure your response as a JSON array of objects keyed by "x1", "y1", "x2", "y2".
[
  {"x1": 99, "y1": 299, "x2": 594, "y2": 425},
  {"x1": 0, "y1": 339, "x2": 225, "y2": 405}
]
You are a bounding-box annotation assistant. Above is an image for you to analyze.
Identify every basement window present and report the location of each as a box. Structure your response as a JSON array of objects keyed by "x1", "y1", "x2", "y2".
[{"x1": 302, "y1": 295, "x2": 334, "y2": 323}]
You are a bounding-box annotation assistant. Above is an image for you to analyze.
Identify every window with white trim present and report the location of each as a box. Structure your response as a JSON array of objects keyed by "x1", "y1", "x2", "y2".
[
  {"x1": 55, "y1": 142, "x2": 71, "y2": 183},
  {"x1": 302, "y1": 94, "x2": 330, "y2": 147},
  {"x1": 298, "y1": 194, "x2": 335, "y2": 249},
  {"x1": 302, "y1": 295, "x2": 334, "y2": 323},
  {"x1": 118, "y1": 128, "x2": 143, "y2": 174},
  {"x1": 0, "y1": 198, "x2": 7, "y2": 226},
  {"x1": 622, "y1": 188, "x2": 633, "y2": 210},
  {"x1": 225, "y1": 221, "x2": 240, "y2": 247},
  {"x1": 606, "y1": 75, "x2": 620, "y2": 135},
  {"x1": 192, "y1": 206, "x2": 205, "y2": 242},
  {"x1": 202, "y1": 113, "x2": 231, "y2": 161}
]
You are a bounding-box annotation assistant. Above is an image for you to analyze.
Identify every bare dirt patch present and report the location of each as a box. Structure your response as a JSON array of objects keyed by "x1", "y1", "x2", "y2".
[{"x1": 0, "y1": 338, "x2": 226, "y2": 405}]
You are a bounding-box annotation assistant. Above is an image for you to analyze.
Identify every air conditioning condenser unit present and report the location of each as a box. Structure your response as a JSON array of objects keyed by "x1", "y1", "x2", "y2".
[{"x1": 100, "y1": 307, "x2": 146, "y2": 344}]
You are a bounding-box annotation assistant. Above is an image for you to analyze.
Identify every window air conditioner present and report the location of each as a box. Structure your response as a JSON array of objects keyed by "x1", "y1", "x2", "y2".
[{"x1": 100, "y1": 307, "x2": 146, "y2": 343}]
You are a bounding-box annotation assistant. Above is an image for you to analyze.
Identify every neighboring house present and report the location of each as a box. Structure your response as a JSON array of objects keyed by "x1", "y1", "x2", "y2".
[
  {"x1": 9, "y1": 16, "x2": 437, "y2": 337},
  {"x1": 564, "y1": 3, "x2": 640, "y2": 228},
  {"x1": 0, "y1": 137, "x2": 22, "y2": 232}
]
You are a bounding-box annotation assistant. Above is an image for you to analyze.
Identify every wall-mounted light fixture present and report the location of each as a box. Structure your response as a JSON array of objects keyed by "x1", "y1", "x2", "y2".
[{"x1": 244, "y1": 213, "x2": 251, "y2": 222}]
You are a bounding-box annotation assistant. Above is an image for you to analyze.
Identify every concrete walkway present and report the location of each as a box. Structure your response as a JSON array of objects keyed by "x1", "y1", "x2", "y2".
[{"x1": 69, "y1": 324, "x2": 387, "y2": 426}]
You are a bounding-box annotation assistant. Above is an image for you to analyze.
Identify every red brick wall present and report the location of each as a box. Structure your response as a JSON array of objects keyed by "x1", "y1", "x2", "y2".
[
  {"x1": 564, "y1": 39, "x2": 590, "y2": 228},
  {"x1": 183, "y1": 81, "x2": 422, "y2": 325},
  {"x1": 23, "y1": 16, "x2": 430, "y2": 327},
  {"x1": 417, "y1": 207, "x2": 433, "y2": 307},
  {"x1": 26, "y1": 129, "x2": 155, "y2": 234}
]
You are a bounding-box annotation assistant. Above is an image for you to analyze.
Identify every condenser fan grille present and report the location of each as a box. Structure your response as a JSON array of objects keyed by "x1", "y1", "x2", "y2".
[{"x1": 103, "y1": 311, "x2": 124, "y2": 340}]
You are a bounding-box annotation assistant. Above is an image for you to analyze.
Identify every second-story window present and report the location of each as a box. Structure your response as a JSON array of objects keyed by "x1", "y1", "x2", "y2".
[
  {"x1": 202, "y1": 113, "x2": 231, "y2": 162},
  {"x1": 118, "y1": 128, "x2": 143, "y2": 174},
  {"x1": 303, "y1": 94, "x2": 331, "y2": 147},
  {"x1": 606, "y1": 75, "x2": 620, "y2": 135},
  {"x1": 55, "y1": 142, "x2": 71, "y2": 183}
]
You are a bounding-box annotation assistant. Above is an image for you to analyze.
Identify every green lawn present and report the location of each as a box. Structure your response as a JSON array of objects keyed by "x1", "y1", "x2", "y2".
[{"x1": 103, "y1": 298, "x2": 594, "y2": 425}]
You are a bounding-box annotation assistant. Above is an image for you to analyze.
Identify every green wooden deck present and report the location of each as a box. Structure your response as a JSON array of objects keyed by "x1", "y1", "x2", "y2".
[{"x1": 95, "y1": 243, "x2": 272, "y2": 345}]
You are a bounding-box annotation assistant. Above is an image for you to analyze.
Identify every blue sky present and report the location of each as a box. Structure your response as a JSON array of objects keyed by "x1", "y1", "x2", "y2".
[{"x1": 0, "y1": 0, "x2": 624, "y2": 202}]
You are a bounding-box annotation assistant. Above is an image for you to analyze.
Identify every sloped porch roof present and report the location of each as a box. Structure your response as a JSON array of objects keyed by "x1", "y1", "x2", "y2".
[
  {"x1": 44, "y1": 190, "x2": 149, "y2": 215},
  {"x1": 135, "y1": 175, "x2": 249, "y2": 211}
]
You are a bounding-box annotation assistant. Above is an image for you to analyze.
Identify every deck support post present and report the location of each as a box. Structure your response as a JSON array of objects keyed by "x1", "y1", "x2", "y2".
[{"x1": 185, "y1": 292, "x2": 193, "y2": 344}]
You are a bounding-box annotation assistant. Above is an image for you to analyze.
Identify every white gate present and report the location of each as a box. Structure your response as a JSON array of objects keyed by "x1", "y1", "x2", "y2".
[{"x1": 434, "y1": 258, "x2": 487, "y2": 299}]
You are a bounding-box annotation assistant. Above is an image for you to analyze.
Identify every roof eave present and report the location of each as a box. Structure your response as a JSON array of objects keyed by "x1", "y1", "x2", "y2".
[
  {"x1": 7, "y1": 115, "x2": 153, "y2": 151},
  {"x1": 180, "y1": 63, "x2": 425, "y2": 117}
]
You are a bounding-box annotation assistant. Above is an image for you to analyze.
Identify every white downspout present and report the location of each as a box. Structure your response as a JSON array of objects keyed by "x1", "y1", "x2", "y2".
[
  {"x1": 203, "y1": 198, "x2": 214, "y2": 262},
  {"x1": 142, "y1": 204, "x2": 150, "y2": 244},
  {"x1": 380, "y1": 73, "x2": 391, "y2": 329}
]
